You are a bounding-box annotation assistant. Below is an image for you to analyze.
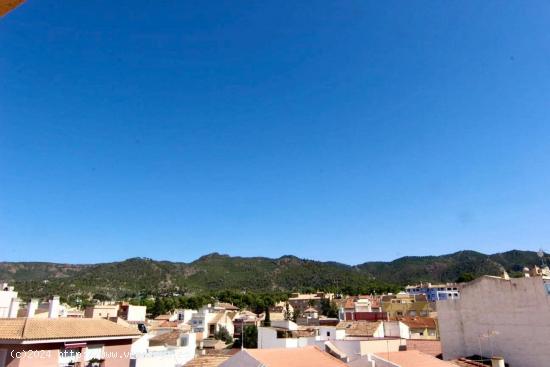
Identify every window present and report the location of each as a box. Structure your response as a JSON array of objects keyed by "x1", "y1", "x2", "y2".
[
  {"x1": 180, "y1": 336, "x2": 189, "y2": 347},
  {"x1": 326, "y1": 331, "x2": 331, "y2": 337},
  {"x1": 85, "y1": 345, "x2": 104, "y2": 362}
]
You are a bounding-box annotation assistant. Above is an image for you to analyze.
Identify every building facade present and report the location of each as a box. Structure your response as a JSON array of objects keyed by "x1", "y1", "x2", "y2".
[
  {"x1": 438, "y1": 274, "x2": 550, "y2": 367},
  {"x1": 405, "y1": 283, "x2": 460, "y2": 302}
]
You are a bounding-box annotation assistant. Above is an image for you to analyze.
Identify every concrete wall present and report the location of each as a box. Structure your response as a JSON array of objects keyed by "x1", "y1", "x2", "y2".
[{"x1": 438, "y1": 276, "x2": 550, "y2": 367}]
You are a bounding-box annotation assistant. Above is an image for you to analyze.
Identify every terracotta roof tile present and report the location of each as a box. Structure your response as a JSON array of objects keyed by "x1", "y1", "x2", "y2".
[
  {"x1": 336, "y1": 321, "x2": 382, "y2": 337},
  {"x1": 398, "y1": 316, "x2": 437, "y2": 329},
  {"x1": 0, "y1": 318, "x2": 141, "y2": 341}
]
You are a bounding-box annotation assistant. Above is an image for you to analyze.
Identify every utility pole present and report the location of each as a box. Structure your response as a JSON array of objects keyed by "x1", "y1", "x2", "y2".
[{"x1": 241, "y1": 321, "x2": 244, "y2": 351}]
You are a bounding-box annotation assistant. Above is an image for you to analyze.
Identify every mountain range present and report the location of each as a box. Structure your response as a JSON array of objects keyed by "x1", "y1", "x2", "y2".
[{"x1": 1, "y1": 249, "x2": 546, "y2": 300}]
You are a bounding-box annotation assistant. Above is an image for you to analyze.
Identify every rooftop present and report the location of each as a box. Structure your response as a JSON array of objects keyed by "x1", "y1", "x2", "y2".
[
  {"x1": 374, "y1": 350, "x2": 456, "y2": 367},
  {"x1": 0, "y1": 318, "x2": 141, "y2": 342},
  {"x1": 398, "y1": 316, "x2": 437, "y2": 329},
  {"x1": 228, "y1": 346, "x2": 348, "y2": 367},
  {"x1": 336, "y1": 321, "x2": 382, "y2": 337}
]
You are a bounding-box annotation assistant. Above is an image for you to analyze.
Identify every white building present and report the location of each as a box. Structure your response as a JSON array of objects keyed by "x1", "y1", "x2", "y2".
[
  {"x1": 438, "y1": 274, "x2": 550, "y2": 367},
  {"x1": 405, "y1": 282, "x2": 460, "y2": 302},
  {"x1": 176, "y1": 308, "x2": 197, "y2": 323},
  {"x1": 131, "y1": 329, "x2": 196, "y2": 367},
  {"x1": 189, "y1": 304, "x2": 235, "y2": 341},
  {"x1": 0, "y1": 283, "x2": 19, "y2": 318}
]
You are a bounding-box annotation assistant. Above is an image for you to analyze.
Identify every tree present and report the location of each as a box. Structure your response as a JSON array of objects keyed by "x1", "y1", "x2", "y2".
[
  {"x1": 292, "y1": 308, "x2": 302, "y2": 322},
  {"x1": 263, "y1": 307, "x2": 271, "y2": 327},
  {"x1": 283, "y1": 302, "x2": 292, "y2": 321},
  {"x1": 243, "y1": 325, "x2": 258, "y2": 348},
  {"x1": 456, "y1": 272, "x2": 476, "y2": 283},
  {"x1": 320, "y1": 299, "x2": 339, "y2": 318},
  {"x1": 214, "y1": 326, "x2": 233, "y2": 344}
]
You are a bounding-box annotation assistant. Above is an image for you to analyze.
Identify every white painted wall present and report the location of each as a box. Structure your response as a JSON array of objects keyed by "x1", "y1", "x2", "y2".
[
  {"x1": 0, "y1": 285, "x2": 18, "y2": 318},
  {"x1": 383, "y1": 321, "x2": 409, "y2": 339},
  {"x1": 126, "y1": 305, "x2": 147, "y2": 322},
  {"x1": 439, "y1": 276, "x2": 550, "y2": 367}
]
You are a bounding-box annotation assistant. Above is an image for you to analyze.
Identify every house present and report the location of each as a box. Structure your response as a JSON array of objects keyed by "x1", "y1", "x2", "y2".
[
  {"x1": 232, "y1": 311, "x2": 260, "y2": 340},
  {"x1": 0, "y1": 284, "x2": 19, "y2": 318},
  {"x1": 219, "y1": 346, "x2": 348, "y2": 367},
  {"x1": 215, "y1": 303, "x2": 239, "y2": 312},
  {"x1": 397, "y1": 316, "x2": 438, "y2": 339},
  {"x1": 0, "y1": 318, "x2": 140, "y2": 367},
  {"x1": 85, "y1": 304, "x2": 120, "y2": 319},
  {"x1": 336, "y1": 321, "x2": 384, "y2": 338},
  {"x1": 303, "y1": 307, "x2": 318, "y2": 319},
  {"x1": 258, "y1": 319, "x2": 345, "y2": 349},
  {"x1": 175, "y1": 309, "x2": 197, "y2": 324},
  {"x1": 339, "y1": 297, "x2": 387, "y2": 322},
  {"x1": 438, "y1": 272, "x2": 550, "y2": 367},
  {"x1": 288, "y1": 293, "x2": 333, "y2": 314},
  {"x1": 189, "y1": 305, "x2": 234, "y2": 341},
  {"x1": 267, "y1": 302, "x2": 293, "y2": 321},
  {"x1": 381, "y1": 293, "x2": 431, "y2": 319},
  {"x1": 131, "y1": 329, "x2": 196, "y2": 367},
  {"x1": 405, "y1": 283, "x2": 460, "y2": 302},
  {"x1": 117, "y1": 304, "x2": 146, "y2": 322}
]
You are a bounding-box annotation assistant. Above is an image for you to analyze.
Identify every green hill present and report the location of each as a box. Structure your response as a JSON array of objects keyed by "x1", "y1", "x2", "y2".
[{"x1": 1, "y1": 249, "x2": 547, "y2": 300}]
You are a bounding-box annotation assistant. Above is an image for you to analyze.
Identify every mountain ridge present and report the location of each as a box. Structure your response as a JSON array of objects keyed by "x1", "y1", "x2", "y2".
[{"x1": 1, "y1": 249, "x2": 547, "y2": 300}]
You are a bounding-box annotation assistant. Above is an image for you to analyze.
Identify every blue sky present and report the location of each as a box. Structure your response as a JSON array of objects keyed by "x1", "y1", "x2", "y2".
[{"x1": 1, "y1": 1, "x2": 550, "y2": 264}]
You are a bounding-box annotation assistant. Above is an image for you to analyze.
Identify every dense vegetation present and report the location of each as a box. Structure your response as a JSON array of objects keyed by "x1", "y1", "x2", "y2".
[{"x1": 1, "y1": 250, "x2": 547, "y2": 304}]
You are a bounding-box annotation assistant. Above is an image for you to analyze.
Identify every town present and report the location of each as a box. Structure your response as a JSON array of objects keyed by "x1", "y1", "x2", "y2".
[
  {"x1": 2, "y1": 1, "x2": 548, "y2": 367},
  {"x1": 1, "y1": 263, "x2": 549, "y2": 367}
]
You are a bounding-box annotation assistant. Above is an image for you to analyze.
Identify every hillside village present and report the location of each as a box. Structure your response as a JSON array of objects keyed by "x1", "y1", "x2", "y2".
[{"x1": 1, "y1": 263, "x2": 549, "y2": 367}]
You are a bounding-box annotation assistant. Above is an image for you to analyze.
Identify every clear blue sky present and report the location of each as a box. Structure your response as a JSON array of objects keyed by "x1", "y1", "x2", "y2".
[{"x1": 2, "y1": 1, "x2": 550, "y2": 264}]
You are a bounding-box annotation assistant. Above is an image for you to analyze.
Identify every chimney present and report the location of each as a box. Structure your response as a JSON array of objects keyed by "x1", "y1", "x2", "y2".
[
  {"x1": 8, "y1": 298, "x2": 20, "y2": 318},
  {"x1": 27, "y1": 298, "x2": 39, "y2": 318},
  {"x1": 491, "y1": 357, "x2": 505, "y2": 367},
  {"x1": 48, "y1": 296, "x2": 60, "y2": 319}
]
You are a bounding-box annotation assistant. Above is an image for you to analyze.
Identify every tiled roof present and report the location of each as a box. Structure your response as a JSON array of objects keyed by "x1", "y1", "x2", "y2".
[
  {"x1": 158, "y1": 320, "x2": 179, "y2": 328},
  {"x1": 374, "y1": 350, "x2": 455, "y2": 367},
  {"x1": 398, "y1": 316, "x2": 437, "y2": 329},
  {"x1": 343, "y1": 298, "x2": 356, "y2": 310},
  {"x1": 336, "y1": 321, "x2": 382, "y2": 337},
  {"x1": 245, "y1": 346, "x2": 348, "y2": 367},
  {"x1": 149, "y1": 330, "x2": 182, "y2": 346},
  {"x1": 154, "y1": 314, "x2": 172, "y2": 320},
  {"x1": 217, "y1": 302, "x2": 240, "y2": 311},
  {"x1": 0, "y1": 318, "x2": 141, "y2": 341}
]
